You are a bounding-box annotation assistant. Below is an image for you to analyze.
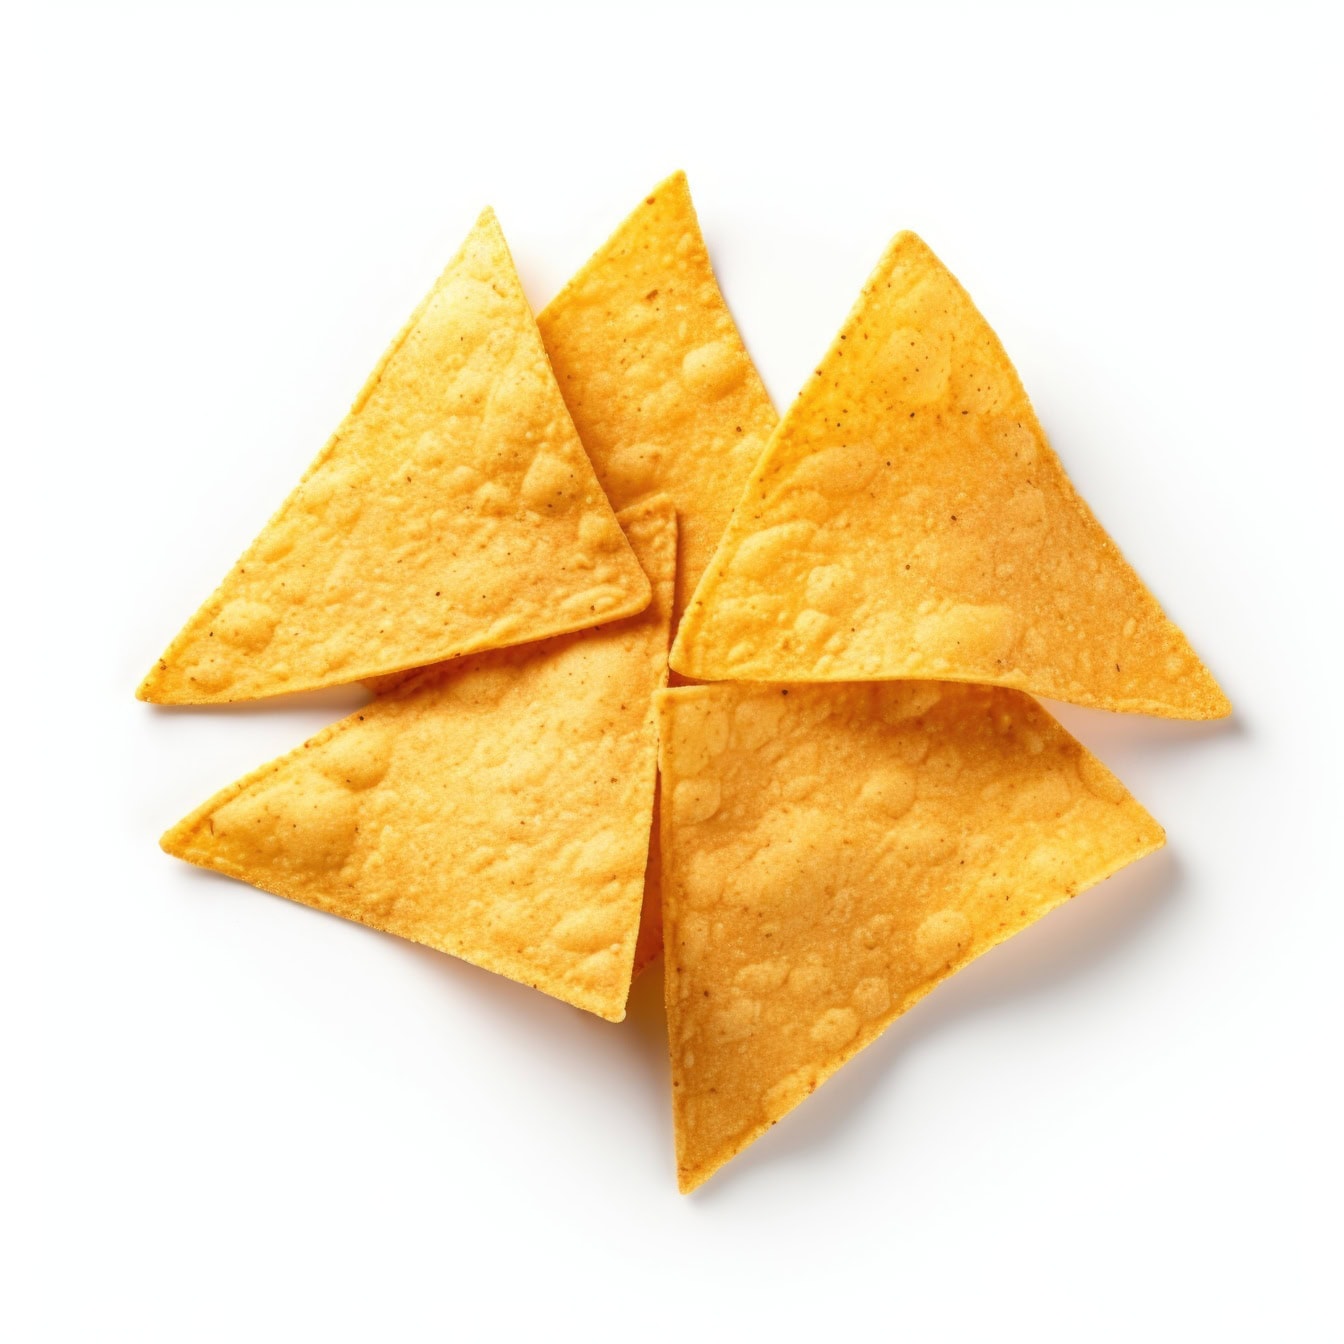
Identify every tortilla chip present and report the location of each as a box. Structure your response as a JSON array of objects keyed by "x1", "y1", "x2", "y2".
[
  {"x1": 161, "y1": 498, "x2": 676, "y2": 1022},
  {"x1": 139, "y1": 208, "x2": 650, "y2": 705},
  {"x1": 670, "y1": 232, "x2": 1228, "y2": 720},
  {"x1": 537, "y1": 171, "x2": 777, "y2": 626},
  {"x1": 657, "y1": 681, "x2": 1164, "y2": 1191}
]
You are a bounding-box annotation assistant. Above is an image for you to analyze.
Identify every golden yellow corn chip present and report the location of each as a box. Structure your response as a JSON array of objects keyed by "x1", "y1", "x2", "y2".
[
  {"x1": 161, "y1": 498, "x2": 676, "y2": 1022},
  {"x1": 139, "y1": 208, "x2": 650, "y2": 705},
  {"x1": 670, "y1": 233, "x2": 1228, "y2": 719},
  {"x1": 657, "y1": 681, "x2": 1164, "y2": 1191},
  {"x1": 537, "y1": 171, "x2": 777, "y2": 625}
]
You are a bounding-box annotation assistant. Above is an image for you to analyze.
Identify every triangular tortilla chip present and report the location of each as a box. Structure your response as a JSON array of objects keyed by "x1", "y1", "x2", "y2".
[
  {"x1": 537, "y1": 171, "x2": 777, "y2": 625},
  {"x1": 161, "y1": 499, "x2": 676, "y2": 1022},
  {"x1": 139, "y1": 208, "x2": 650, "y2": 705},
  {"x1": 657, "y1": 681, "x2": 1164, "y2": 1191},
  {"x1": 670, "y1": 232, "x2": 1228, "y2": 720}
]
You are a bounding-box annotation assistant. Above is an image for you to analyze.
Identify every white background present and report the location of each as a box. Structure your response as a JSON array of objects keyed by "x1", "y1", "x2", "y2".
[{"x1": 3, "y1": 3, "x2": 1341, "y2": 1339}]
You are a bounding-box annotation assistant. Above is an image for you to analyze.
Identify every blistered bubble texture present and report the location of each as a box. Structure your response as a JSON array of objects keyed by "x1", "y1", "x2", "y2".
[{"x1": 657, "y1": 680, "x2": 1165, "y2": 1190}]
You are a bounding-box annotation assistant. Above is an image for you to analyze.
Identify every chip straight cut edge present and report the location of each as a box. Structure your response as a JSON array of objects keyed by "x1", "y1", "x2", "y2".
[
  {"x1": 670, "y1": 232, "x2": 1230, "y2": 720},
  {"x1": 161, "y1": 498, "x2": 676, "y2": 1023},
  {"x1": 657, "y1": 681, "x2": 1165, "y2": 1192},
  {"x1": 138, "y1": 208, "x2": 650, "y2": 705}
]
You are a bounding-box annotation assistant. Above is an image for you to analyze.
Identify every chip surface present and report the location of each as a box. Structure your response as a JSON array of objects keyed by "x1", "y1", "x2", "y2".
[
  {"x1": 670, "y1": 232, "x2": 1229, "y2": 719},
  {"x1": 657, "y1": 681, "x2": 1165, "y2": 1191},
  {"x1": 631, "y1": 778, "x2": 665, "y2": 976},
  {"x1": 537, "y1": 171, "x2": 777, "y2": 626},
  {"x1": 161, "y1": 499, "x2": 676, "y2": 1022},
  {"x1": 139, "y1": 208, "x2": 650, "y2": 704}
]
